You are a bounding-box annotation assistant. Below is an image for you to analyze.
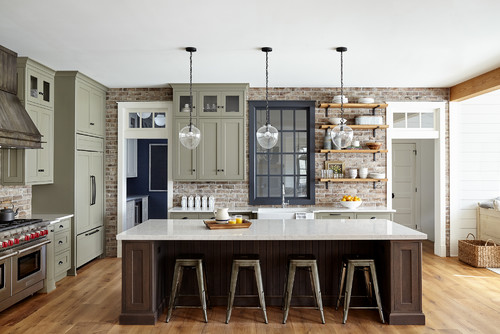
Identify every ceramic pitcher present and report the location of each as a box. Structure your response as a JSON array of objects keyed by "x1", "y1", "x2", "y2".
[{"x1": 214, "y1": 208, "x2": 230, "y2": 221}]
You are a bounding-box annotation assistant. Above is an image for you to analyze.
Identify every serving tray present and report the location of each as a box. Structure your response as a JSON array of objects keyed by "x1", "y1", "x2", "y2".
[{"x1": 204, "y1": 220, "x2": 252, "y2": 230}]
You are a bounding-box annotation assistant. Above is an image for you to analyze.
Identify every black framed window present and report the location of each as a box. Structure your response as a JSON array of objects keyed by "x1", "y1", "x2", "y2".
[{"x1": 249, "y1": 101, "x2": 315, "y2": 205}]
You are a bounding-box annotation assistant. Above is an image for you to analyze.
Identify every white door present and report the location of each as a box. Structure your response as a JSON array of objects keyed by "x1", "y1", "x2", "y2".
[{"x1": 392, "y1": 143, "x2": 418, "y2": 229}]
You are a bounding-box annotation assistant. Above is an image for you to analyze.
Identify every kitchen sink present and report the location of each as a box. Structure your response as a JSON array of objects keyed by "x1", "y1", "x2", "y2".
[{"x1": 257, "y1": 207, "x2": 314, "y2": 219}]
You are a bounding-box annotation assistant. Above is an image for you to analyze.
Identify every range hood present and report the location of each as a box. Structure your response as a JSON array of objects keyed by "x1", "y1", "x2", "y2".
[{"x1": 0, "y1": 45, "x2": 42, "y2": 149}]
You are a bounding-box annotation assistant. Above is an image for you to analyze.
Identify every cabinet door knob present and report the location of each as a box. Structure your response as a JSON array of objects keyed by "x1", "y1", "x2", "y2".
[
  {"x1": 58, "y1": 240, "x2": 63, "y2": 244},
  {"x1": 59, "y1": 225, "x2": 64, "y2": 229},
  {"x1": 90, "y1": 122, "x2": 95, "y2": 125},
  {"x1": 192, "y1": 169, "x2": 196, "y2": 172},
  {"x1": 39, "y1": 92, "x2": 44, "y2": 96},
  {"x1": 58, "y1": 261, "x2": 63, "y2": 265}
]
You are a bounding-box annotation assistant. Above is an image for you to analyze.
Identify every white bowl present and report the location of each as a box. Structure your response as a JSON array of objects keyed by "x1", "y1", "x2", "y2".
[
  {"x1": 328, "y1": 117, "x2": 346, "y2": 125},
  {"x1": 368, "y1": 173, "x2": 385, "y2": 179},
  {"x1": 358, "y1": 97, "x2": 375, "y2": 104},
  {"x1": 333, "y1": 97, "x2": 348, "y2": 103},
  {"x1": 340, "y1": 201, "x2": 362, "y2": 209}
]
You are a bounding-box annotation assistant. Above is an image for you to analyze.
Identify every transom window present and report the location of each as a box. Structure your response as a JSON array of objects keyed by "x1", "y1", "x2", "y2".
[
  {"x1": 393, "y1": 110, "x2": 435, "y2": 129},
  {"x1": 128, "y1": 111, "x2": 166, "y2": 129},
  {"x1": 249, "y1": 101, "x2": 315, "y2": 205}
]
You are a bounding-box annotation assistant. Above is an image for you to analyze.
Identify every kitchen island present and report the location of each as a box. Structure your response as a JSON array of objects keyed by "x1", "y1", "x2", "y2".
[{"x1": 116, "y1": 219, "x2": 426, "y2": 326}]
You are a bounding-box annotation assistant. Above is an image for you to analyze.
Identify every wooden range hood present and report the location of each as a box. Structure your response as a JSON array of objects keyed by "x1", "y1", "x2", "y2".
[{"x1": 0, "y1": 45, "x2": 41, "y2": 149}]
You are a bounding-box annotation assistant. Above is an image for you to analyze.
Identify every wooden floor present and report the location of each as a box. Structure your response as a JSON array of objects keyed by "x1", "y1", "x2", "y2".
[{"x1": 1, "y1": 241, "x2": 500, "y2": 333}]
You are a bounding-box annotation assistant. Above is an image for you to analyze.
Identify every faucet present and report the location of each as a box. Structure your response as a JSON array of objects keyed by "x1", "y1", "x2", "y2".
[{"x1": 282, "y1": 182, "x2": 289, "y2": 208}]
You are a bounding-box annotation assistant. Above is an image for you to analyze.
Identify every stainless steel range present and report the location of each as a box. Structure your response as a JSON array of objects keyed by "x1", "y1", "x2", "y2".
[{"x1": 0, "y1": 219, "x2": 50, "y2": 312}]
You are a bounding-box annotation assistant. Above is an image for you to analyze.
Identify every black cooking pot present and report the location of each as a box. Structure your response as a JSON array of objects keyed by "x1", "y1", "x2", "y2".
[{"x1": 0, "y1": 205, "x2": 19, "y2": 222}]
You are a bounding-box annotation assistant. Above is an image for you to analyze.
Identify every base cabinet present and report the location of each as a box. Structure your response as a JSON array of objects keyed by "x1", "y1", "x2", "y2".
[
  {"x1": 315, "y1": 212, "x2": 394, "y2": 220},
  {"x1": 42, "y1": 217, "x2": 72, "y2": 293},
  {"x1": 76, "y1": 227, "x2": 103, "y2": 268}
]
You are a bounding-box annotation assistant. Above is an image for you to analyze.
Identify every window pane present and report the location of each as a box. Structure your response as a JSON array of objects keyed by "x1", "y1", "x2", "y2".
[
  {"x1": 141, "y1": 113, "x2": 153, "y2": 128},
  {"x1": 421, "y1": 112, "x2": 434, "y2": 128},
  {"x1": 257, "y1": 109, "x2": 267, "y2": 129},
  {"x1": 256, "y1": 176, "x2": 268, "y2": 197},
  {"x1": 297, "y1": 154, "x2": 308, "y2": 175},
  {"x1": 282, "y1": 132, "x2": 294, "y2": 152},
  {"x1": 269, "y1": 176, "x2": 282, "y2": 197},
  {"x1": 393, "y1": 113, "x2": 405, "y2": 128},
  {"x1": 295, "y1": 109, "x2": 307, "y2": 130},
  {"x1": 256, "y1": 154, "x2": 268, "y2": 175},
  {"x1": 129, "y1": 113, "x2": 140, "y2": 128},
  {"x1": 295, "y1": 132, "x2": 307, "y2": 152},
  {"x1": 269, "y1": 155, "x2": 281, "y2": 175},
  {"x1": 283, "y1": 176, "x2": 295, "y2": 197},
  {"x1": 407, "y1": 113, "x2": 419, "y2": 128},
  {"x1": 154, "y1": 113, "x2": 166, "y2": 128},
  {"x1": 270, "y1": 109, "x2": 281, "y2": 130},
  {"x1": 296, "y1": 176, "x2": 307, "y2": 197},
  {"x1": 282, "y1": 110, "x2": 294, "y2": 130},
  {"x1": 283, "y1": 154, "x2": 295, "y2": 175}
]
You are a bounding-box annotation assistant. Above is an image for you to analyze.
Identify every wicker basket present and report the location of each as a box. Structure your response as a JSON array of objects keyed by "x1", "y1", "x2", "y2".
[{"x1": 458, "y1": 233, "x2": 500, "y2": 268}]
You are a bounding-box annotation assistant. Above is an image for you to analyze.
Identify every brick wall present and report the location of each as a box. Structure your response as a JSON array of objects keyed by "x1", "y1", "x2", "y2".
[{"x1": 105, "y1": 87, "x2": 449, "y2": 257}]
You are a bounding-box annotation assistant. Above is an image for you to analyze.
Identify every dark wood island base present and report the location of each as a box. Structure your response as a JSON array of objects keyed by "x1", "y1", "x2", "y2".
[{"x1": 120, "y1": 239, "x2": 424, "y2": 326}]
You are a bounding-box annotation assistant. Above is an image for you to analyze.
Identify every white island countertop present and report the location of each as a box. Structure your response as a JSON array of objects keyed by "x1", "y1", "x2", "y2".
[
  {"x1": 169, "y1": 206, "x2": 396, "y2": 213},
  {"x1": 116, "y1": 219, "x2": 426, "y2": 241}
]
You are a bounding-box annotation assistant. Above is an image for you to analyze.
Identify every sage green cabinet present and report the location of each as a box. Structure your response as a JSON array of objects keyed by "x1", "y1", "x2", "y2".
[
  {"x1": 355, "y1": 212, "x2": 393, "y2": 220},
  {"x1": 171, "y1": 83, "x2": 248, "y2": 182},
  {"x1": 75, "y1": 77, "x2": 106, "y2": 137},
  {"x1": 173, "y1": 118, "x2": 198, "y2": 181},
  {"x1": 1, "y1": 58, "x2": 54, "y2": 185},
  {"x1": 315, "y1": 212, "x2": 354, "y2": 219},
  {"x1": 315, "y1": 212, "x2": 394, "y2": 220}
]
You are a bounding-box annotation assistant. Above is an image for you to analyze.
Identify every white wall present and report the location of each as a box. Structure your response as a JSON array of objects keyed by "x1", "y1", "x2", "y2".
[{"x1": 450, "y1": 90, "x2": 500, "y2": 256}]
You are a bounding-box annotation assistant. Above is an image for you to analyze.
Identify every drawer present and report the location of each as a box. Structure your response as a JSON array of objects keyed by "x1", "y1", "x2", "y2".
[
  {"x1": 76, "y1": 227, "x2": 103, "y2": 268},
  {"x1": 355, "y1": 213, "x2": 393, "y2": 220},
  {"x1": 55, "y1": 250, "x2": 71, "y2": 276},
  {"x1": 315, "y1": 212, "x2": 354, "y2": 219},
  {"x1": 54, "y1": 218, "x2": 71, "y2": 232},
  {"x1": 54, "y1": 230, "x2": 71, "y2": 253},
  {"x1": 169, "y1": 212, "x2": 199, "y2": 219}
]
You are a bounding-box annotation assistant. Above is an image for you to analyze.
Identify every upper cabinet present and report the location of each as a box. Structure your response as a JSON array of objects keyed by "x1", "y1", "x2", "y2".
[
  {"x1": 1, "y1": 58, "x2": 55, "y2": 185},
  {"x1": 74, "y1": 75, "x2": 107, "y2": 137},
  {"x1": 171, "y1": 83, "x2": 248, "y2": 181}
]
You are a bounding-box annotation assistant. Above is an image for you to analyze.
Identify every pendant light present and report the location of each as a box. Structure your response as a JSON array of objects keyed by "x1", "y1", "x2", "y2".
[
  {"x1": 256, "y1": 47, "x2": 279, "y2": 150},
  {"x1": 331, "y1": 47, "x2": 353, "y2": 149},
  {"x1": 179, "y1": 47, "x2": 201, "y2": 150}
]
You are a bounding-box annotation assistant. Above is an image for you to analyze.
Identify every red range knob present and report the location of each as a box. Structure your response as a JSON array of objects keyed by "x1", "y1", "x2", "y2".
[
  {"x1": 2, "y1": 241, "x2": 8, "y2": 248},
  {"x1": 25, "y1": 234, "x2": 31, "y2": 241},
  {"x1": 8, "y1": 239, "x2": 14, "y2": 246},
  {"x1": 14, "y1": 238, "x2": 19, "y2": 244},
  {"x1": 35, "y1": 232, "x2": 40, "y2": 238}
]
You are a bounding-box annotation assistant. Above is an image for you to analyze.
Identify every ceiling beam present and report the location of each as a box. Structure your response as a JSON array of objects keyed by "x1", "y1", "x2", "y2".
[{"x1": 450, "y1": 67, "x2": 500, "y2": 101}]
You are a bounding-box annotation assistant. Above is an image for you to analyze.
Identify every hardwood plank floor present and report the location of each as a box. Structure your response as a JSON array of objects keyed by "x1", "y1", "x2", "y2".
[{"x1": 0, "y1": 241, "x2": 499, "y2": 333}]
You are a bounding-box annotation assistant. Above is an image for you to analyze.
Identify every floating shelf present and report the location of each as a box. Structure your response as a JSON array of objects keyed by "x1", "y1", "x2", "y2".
[
  {"x1": 320, "y1": 124, "x2": 389, "y2": 130},
  {"x1": 319, "y1": 178, "x2": 388, "y2": 189},
  {"x1": 319, "y1": 149, "x2": 388, "y2": 154}
]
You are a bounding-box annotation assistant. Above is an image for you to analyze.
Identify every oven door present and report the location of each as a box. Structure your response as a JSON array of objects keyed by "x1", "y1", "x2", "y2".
[
  {"x1": 12, "y1": 240, "x2": 50, "y2": 295},
  {"x1": 0, "y1": 251, "x2": 15, "y2": 301}
]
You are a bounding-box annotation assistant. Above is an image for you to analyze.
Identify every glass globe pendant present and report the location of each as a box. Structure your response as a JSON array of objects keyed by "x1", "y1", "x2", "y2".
[
  {"x1": 256, "y1": 123, "x2": 279, "y2": 149},
  {"x1": 256, "y1": 47, "x2": 278, "y2": 150},
  {"x1": 331, "y1": 46, "x2": 352, "y2": 149},
  {"x1": 179, "y1": 47, "x2": 201, "y2": 150},
  {"x1": 179, "y1": 124, "x2": 201, "y2": 149}
]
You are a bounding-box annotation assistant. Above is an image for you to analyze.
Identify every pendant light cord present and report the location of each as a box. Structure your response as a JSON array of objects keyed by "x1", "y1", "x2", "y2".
[
  {"x1": 265, "y1": 50, "x2": 270, "y2": 127},
  {"x1": 189, "y1": 50, "x2": 193, "y2": 132},
  {"x1": 340, "y1": 49, "x2": 344, "y2": 131}
]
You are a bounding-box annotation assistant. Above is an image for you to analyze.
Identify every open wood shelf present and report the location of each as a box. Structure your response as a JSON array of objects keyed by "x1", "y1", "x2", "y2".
[
  {"x1": 318, "y1": 103, "x2": 389, "y2": 109},
  {"x1": 319, "y1": 124, "x2": 389, "y2": 130},
  {"x1": 319, "y1": 149, "x2": 388, "y2": 154}
]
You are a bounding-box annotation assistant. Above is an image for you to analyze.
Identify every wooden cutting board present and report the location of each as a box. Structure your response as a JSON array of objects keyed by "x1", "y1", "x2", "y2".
[{"x1": 204, "y1": 220, "x2": 252, "y2": 229}]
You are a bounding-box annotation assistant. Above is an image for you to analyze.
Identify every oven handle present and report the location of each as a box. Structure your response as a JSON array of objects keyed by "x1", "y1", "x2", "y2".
[
  {"x1": 0, "y1": 251, "x2": 18, "y2": 261},
  {"x1": 17, "y1": 240, "x2": 51, "y2": 255}
]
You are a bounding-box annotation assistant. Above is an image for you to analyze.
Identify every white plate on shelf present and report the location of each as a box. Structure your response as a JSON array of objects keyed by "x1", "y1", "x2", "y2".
[{"x1": 368, "y1": 173, "x2": 385, "y2": 179}]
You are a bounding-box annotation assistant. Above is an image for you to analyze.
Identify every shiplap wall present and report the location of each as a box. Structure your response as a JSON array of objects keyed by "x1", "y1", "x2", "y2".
[{"x1": 450, "y1": 93, "x2": 500, "y2": 256}]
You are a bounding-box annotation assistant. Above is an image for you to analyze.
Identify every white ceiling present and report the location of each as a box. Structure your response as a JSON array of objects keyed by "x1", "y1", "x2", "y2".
[{"x1": 1, "y1": 0, "x2": 499, "y2": 89}]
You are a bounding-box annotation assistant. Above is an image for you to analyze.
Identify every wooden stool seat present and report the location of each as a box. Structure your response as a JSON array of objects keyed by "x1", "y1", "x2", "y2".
[
  {"x1": 166, "y1": 255, "x2": 209, "y2": 323},
  {"x1": 336, "y1": 257, "x2": 384, "y2": 324},
  {"x1": 282, "y1": 254, "x2": 325, "y2": 324},
  {"x1": 225, "y1": 254, "x2": 268, "y2": 324}
]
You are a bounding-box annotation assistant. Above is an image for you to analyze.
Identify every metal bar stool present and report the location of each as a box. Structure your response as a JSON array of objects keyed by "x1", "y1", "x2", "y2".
[
  {"x1": 336, "y1": 255, "x2": 384, "y2": 324},
  {"x1": 282, "y1": 254, "x2": 325, "y2": 324},
  {"x1": 225, "y1": 254, "x2": 268, "y2": 324},
  {"x1": 166, "y1": 254, "x2": 209, "y2": 323}
]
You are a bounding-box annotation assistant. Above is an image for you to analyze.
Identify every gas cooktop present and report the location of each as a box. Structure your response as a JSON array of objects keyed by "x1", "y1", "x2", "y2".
[{"x1": 0, "y1": 218, "x2": 44, "y2": 232}]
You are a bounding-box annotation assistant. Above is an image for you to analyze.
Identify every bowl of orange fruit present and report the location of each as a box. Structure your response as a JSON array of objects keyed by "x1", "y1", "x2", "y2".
[{"x1": 340, "y1": 195, "x2": 362, "y2": 209}]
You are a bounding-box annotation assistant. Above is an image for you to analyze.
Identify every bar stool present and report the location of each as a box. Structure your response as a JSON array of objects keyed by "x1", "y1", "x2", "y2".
[
  {"x1": 336, "y1": 255, "x2": 384, "y2": 324},
  {"x1": 282, "y1": 254, "x2": 325, "y2": 324},
  {"x1": 225, "y1": 254, "x2": 268, "y2": 324},
  {"x1": 166, "y1": 254, "x2": 209, "y2": 323}
]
